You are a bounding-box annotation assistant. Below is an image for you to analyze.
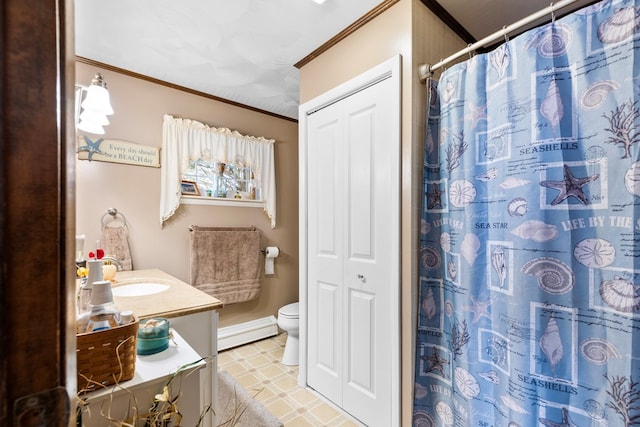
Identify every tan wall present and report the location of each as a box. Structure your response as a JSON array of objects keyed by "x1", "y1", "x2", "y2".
[
  {"x1": 75, "y1": 62, "x2": 299, "y2": 328},
  {"x1": 298, "y1": 0, "x2": 465, "y2": 423}
]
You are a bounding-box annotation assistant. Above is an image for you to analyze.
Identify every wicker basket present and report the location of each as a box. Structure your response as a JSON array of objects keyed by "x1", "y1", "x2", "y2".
[{"x1": 76, "y1": 317, "x2": 139, "y2": 392}]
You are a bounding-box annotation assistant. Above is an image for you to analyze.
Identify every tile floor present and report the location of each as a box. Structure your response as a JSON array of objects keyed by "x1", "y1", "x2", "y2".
[{"x1": 217, "y1": 333, "x2": 363, "y2": 426}]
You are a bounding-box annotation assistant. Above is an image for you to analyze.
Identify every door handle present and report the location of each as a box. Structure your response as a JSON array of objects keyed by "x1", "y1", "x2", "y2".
[{"x1": 357, "y1": 274, "x2": 366, "y2": 283}]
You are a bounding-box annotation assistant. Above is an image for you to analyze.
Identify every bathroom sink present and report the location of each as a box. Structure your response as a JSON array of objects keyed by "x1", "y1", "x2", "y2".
[{"x1": 112, "y1": 282, "x2": 170, "y2": 297}]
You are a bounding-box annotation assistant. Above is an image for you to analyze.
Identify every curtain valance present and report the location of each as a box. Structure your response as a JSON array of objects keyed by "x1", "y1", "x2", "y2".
[{"x1": 160, "y1": 114, "x2": 276, "y2": 228}]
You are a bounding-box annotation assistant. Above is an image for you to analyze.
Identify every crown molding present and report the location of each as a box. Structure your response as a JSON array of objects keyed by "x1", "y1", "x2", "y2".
[{"x1": 76, "y1": 56, "x2": 298, "y2": 123}]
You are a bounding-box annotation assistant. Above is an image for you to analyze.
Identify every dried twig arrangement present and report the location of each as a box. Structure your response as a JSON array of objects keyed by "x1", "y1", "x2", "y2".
[{"x1": 77, "y1": 352, "x2": 216, "y2": 427}]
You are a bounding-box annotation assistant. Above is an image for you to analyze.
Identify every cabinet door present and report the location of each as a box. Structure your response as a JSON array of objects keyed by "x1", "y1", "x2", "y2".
[{"x1": 306, "y1": 74, "x2": 396, "y2": 427}]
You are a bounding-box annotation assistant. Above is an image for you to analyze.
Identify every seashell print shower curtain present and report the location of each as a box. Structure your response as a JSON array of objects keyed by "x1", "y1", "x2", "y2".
[{"x1": 413, "y1": 0, "x2": 640, "y2": 425}]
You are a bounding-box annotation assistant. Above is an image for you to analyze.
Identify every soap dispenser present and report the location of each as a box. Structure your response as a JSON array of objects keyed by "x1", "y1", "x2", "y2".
[
  {"x1": 77, "y1": 259, "x2": 105, "y2": 333},
  {"x1": 78, "y1": 259, "x2": 103, "y2": 314}
]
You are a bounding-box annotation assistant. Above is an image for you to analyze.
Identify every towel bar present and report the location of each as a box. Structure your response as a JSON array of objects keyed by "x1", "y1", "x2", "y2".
[{"x1": 101, "y1": 207, "x2": 127, "y2": 227}]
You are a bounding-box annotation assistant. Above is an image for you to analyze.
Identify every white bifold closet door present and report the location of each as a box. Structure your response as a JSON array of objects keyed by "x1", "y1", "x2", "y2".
[{"x1": 306, "y1": 73, "x2": 397, "y2": 427}]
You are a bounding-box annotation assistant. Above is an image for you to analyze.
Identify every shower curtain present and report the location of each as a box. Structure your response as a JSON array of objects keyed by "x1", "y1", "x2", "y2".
[{"x1": 413, "y1": 0, "x2": 640, "y2": 426}]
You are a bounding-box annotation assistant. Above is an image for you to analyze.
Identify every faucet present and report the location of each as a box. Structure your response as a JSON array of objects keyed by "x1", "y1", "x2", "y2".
[{"x1": 102, "y1": 256, "x2": 124, "y2": 271}]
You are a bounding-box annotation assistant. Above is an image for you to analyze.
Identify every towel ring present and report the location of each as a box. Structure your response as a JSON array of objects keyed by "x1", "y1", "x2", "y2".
[{"x1": 101, "y1": 207, "x2": 127, "y2": 227}]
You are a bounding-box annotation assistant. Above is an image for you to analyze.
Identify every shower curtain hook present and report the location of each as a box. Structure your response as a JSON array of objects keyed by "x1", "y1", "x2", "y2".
[
  {"x1": 467, "y1": 43, "x2": 473, "y2": 60},
  {"x1": 550, "y1": 2, "x2": 556, "y2": 23},
  {"x1": 503, "y1": 26, "x2": 510, "y2": 43}
]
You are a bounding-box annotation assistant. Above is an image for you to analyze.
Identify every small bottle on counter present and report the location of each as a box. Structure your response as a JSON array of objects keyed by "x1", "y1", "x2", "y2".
[
  {"x1": 86, "y1": 280, "x2": 120, "y2": 332},
  {"x1": 76, "y1": 312, "x2": 90, "y2": 334},
  {"x1": 77, "y1": 284, "x2": 92, "y2": 319},
  {"x1": 119, "y1": 310, "x2": 135, "y2": 325}
]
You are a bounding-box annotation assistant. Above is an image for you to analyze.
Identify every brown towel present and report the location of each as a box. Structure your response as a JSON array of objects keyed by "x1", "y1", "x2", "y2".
[{"x1": 189, "y1": 225, "x2": 261, "y2": 304}]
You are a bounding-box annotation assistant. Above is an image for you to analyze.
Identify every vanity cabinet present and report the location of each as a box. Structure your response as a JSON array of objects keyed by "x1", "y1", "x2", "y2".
[
  {"x1": 79, "y1": 269, "x2": 223, "y2": 427},
  {"x1": 79, "y1": 331, "x2": 206, "y2": 426},
  {"x1": 170, "y1": 309, "x2": 219, "y2": 425}
]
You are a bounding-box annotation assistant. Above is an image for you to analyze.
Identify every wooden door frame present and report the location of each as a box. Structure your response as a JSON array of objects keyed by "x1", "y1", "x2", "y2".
[
  {"x1": 298, "y1": 55, "x2": 401, "y2": 426},
  {"x1": 1, "y1": 0, "x2": 76, "y2": 424}
]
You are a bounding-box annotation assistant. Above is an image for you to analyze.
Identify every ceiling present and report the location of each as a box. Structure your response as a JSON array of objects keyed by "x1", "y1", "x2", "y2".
[
  {"x1": 434, "y1": 0, "x2": 594, "y2": 44},
  {"x1": 75, "y1": 0, "x2": 595, "y2": 121}
]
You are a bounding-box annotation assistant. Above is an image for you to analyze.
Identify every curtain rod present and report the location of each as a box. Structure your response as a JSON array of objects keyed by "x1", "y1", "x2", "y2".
[{"x1": 418, "y1": 0, "x2": 583, "y2": 82}]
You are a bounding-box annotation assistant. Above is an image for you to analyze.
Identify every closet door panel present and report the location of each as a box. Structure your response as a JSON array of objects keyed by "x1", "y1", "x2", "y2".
[
  {"x1": 316, "y1": 281, "x2": 339, "y2": 371},
  {"x1": 347, "y1": 104, "x2": 374, "y2": 260},
  {"x1": 307, "y1": 108, "x2": 344, "y2": 403},
  {"x1": 347, "y1": 288, "x2": 375, "y2": 392},
  {"x1": 342, "y1": 77, "x2": 394, "y2": 427},
  {"x1": 315, "y1": 124, "x2": 339, "y2": 256}
]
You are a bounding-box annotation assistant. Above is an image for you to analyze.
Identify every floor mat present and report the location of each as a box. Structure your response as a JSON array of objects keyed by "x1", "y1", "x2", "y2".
[{"x1": 217, "y1": 369, "x2": 283, "y2": 427}]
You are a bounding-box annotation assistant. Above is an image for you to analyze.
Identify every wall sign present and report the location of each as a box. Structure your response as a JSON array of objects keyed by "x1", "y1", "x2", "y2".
[{"x1": 77, "y1": 136, "x2": 160, "y2": 168}]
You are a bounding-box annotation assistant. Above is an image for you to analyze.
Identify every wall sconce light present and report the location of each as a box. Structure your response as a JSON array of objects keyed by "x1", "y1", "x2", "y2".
[{"x1": 77, "y1": 73, "x2": 114, "y2": 135}]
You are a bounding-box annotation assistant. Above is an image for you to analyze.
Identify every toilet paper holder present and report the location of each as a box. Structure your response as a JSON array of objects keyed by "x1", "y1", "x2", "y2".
[
  {"x1": 261, "y1": 247, "x2": 280, "y2": 255},
  {"x1": 262, "y1": 246, "x2": 280, "y2": 275}
]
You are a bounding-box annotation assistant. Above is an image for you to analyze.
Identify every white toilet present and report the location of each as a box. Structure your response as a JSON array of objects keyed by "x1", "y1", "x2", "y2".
[{"x1": 277, "y1": 302, "x2": 299, "y2": 365}]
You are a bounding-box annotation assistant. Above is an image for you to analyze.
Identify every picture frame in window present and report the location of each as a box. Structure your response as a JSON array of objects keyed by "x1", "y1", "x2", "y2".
[{"x1": 180, "y1": 180, "x2": 200, "y2": 196}]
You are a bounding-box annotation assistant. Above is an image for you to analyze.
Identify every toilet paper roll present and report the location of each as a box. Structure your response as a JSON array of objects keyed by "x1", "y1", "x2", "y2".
[{"x1": 264, "y1": 246, "x2": 279, "y2": 275}]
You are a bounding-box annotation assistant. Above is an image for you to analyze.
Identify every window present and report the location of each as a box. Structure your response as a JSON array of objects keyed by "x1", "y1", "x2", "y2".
[
  {"x1": 160, "y1": 114, "x2": 276, "y2": 228},
  {"x1": 182, "y1": 159, "x2": 260, "y2": 200}
]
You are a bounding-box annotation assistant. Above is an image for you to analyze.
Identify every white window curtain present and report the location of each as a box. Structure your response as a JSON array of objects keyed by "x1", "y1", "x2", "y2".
[{"x1": 160, "y1": 114, "x2": 276, "y2": 228}]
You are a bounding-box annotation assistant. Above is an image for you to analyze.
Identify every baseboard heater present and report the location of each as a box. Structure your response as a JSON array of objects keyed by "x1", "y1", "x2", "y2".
[{"x1": 217, "y1": 315, "x2": 279, "y2": 351}]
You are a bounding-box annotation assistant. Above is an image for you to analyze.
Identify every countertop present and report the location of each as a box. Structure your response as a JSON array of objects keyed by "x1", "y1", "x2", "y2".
[
  {"x1": 82, "y1": 330, "x2": 205, "y2": 401},
  {"x1": 111, "y1": 269, "x2": 223, "y2": 319}
]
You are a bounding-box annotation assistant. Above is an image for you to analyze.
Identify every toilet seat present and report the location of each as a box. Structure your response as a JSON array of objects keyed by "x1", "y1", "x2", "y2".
[{"x1": 278, "y1": 302, "x2": 299, "y2": 319}]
